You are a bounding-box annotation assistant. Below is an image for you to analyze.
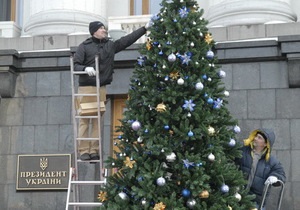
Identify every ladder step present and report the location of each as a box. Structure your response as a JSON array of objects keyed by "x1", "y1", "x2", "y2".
[
  {"x1": 76, "y1": 137, "x2": 100, "y2": 140},
  {"x1": 68, "y1": 202, "x2": 103, "y2": 207},
  {"x1": 74, "y1": 93, "x2": 98, "y2": 97},
  {"x1": 75, "y1": 115, "x2": 99, "y2": 119},
  {"x1": 77, "y1": 159, "x2": 101, "y2": 163},
  {"x1": 72, "y1": 71, "x2": 89, "y2": 75},
  {"x1": 70, "y1": 180, "x2": 106, "y2": 185}
]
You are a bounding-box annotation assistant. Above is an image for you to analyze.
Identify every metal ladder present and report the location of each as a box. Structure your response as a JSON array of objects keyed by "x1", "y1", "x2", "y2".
[
  {"x1": 66, "y1": 54, "x2": 107, "y2": 209},
  {"x1": 259, "y1": 180, "x2": 285, "y2": 210}
]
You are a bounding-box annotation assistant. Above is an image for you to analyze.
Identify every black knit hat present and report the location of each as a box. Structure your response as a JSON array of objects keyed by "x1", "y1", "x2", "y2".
[
  {"x1": 89, "y1": 21, "x2": 104, "y2": 35},
  {"x1": 257, "y1": 131, "x2": 268, "y2": 142}
]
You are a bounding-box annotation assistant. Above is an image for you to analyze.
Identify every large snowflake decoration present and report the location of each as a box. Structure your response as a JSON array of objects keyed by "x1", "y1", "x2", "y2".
[
  {"x1": 213, "y1": 98, "x2": 223, "y2": 109},
  {"x1": 137, "y1": 56, "x2": 146, "y2": 66},
  {"x1": 179, "y1": 52, "x2": 192, "y2": 65},
  {"x1": 182, "y1": 99, "x2": 196, "y2": 111},
  {"x1": 183, "y1": 159, "x2": 195, "y2": 169},
  {"x1": 179, "y1": 6, "x2": 189, "y2": 18}
]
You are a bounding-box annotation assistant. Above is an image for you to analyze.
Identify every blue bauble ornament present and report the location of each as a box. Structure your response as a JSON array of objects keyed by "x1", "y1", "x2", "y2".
[
  {"x1": 207, "y1": 98, "x2": 213, "y2": 104},
  {"x1": 188, "y1": 130, "x2": 194, "y2": 137},
  {"x1": 164, "y1": 125, "x2": 170, "y2": 130},
  {"x1": 182, "y1": 189, "x2": 191, "y2": 197},
  {"x1": 206, "y1": 50, "x2": 214, "y2": 59},
  {"x1": 137, "y1": 176, "x2": 144, "y2": 182}
]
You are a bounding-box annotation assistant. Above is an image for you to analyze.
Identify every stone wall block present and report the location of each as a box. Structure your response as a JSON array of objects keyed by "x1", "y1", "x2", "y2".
[
  {"x1": 23, "y1": 98, "x2": 47, "y2": 125},
  {"x1": 291, "y1": 119, "x2": 300, "y2": 149},
  {"x1": 36, "y1": 72, "x2": 60, "y2": 96},
  {"x1": 260, "y1": 61, "x2": 289, "y2": 89},
  {"x1": 232, "y1": 63, "x2": 260, "y2": 90},
  {"x1": 276, "y1": 89, "x2": 300, "y2": 118},
  {"x1": 262, "y1": 119, "x2": 290, "y2": 150},
  {"x1": 248, "y1": 89, "x2": 276, "y2": 119},
  {"x1": 227, "y1": 90, "x2": 248, "y2": 120},
  {"x1": 47, "y1": 96, "x2": 71, "y2": 125},
  {"x1": 34, "y1": 125, "x2": 59, "y2": 153}
]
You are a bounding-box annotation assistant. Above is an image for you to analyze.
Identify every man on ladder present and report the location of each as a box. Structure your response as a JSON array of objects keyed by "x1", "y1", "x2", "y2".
[
  {"x1": 66, "y1": 19, "x2": 152, "y2": 209},
  {"x1": 73, "y1": 20, "x2": 152, "y2": 161}
]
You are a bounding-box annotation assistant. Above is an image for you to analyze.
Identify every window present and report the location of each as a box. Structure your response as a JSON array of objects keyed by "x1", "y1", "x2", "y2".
[
  {"x1": 0, "y1": 0, "x2": 23, "y2": 26},
  {"x1": 130, "y1": 0, "x2": 161, "y2": 15}
]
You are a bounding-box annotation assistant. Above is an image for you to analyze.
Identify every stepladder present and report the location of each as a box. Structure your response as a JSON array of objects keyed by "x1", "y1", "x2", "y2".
[
  {"x1": 259, "y1": 180, "x2": 285, "y2": 210},
  {"x1": 66, "y1": 54, "x2": 107, "y2": 209}
]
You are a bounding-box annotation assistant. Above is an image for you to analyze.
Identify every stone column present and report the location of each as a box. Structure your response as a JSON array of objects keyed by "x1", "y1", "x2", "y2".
[
  {"x1": 22, "y1": 0, "x2": 107, "y2": 36},
  {"x1": 206, "y1": 0, "x2": 297, "y2": 27}
]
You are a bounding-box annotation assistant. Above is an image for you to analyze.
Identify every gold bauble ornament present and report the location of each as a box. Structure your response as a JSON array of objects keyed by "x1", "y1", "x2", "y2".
[
  {"x1": 199, "y1": 190, "x2": 209, "y2": 198},
  {"x1": 146, "y1": 38, "x2": 152, "y2": 50},
  {"x1": 153, "y1": 202, "x2": 166, "y2": 210},
  {"x1": 156, "y1": 103, "x2": 167, "y2": 112}
]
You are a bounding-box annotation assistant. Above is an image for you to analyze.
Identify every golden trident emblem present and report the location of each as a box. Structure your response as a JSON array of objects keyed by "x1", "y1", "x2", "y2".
[{"x1": 40, "y1": 157, "x2": 48, "y2": 170}]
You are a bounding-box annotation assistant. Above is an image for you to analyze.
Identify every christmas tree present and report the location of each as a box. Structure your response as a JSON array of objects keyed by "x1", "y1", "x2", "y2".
[{"x1": 98, "y1": 0, "x2": 256, "y2": 209}]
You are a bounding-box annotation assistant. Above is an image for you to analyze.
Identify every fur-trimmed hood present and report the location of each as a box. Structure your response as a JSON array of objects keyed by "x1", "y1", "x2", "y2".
[{"x1": 243, "y1": 128, "x2": 275, "y2": 161}]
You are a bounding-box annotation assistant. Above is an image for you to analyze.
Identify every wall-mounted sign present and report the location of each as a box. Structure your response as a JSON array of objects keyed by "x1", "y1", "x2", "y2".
[{"x1": 16, "y1": 154, "x2": 71, "y2": 190}]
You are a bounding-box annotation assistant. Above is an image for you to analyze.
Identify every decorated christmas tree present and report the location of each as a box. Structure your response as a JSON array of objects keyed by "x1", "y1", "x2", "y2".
[{"x1": 98, "y1": 0, "x2": 256, "y2": 209}]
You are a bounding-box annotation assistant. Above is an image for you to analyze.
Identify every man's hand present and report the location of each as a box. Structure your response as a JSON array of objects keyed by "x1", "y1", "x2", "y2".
[
  {"x1": 145, "y1": 20, "x2": 153, "y2": 30},
  {"x1": 85, "y1": 67, "x2": 96, "y2": 76},
  {"x1": 264, "y1": 176, "x2": 278, "y2": 185}
]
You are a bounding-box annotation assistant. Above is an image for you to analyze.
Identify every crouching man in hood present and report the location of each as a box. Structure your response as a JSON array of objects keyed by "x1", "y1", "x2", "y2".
[{"x1": 235, "y1": 128, "x2": 286, "y2": 210}]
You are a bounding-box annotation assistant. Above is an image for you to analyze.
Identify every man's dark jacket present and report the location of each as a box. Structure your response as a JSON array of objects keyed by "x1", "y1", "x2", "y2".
[{"x1": 74, "y1": 27, "x2": 146, "y2": 86}]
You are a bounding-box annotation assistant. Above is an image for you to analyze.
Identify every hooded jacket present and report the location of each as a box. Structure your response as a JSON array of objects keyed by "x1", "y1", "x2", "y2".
[
  {"x1": 236, "y1": 128, "x2": 286, "y2": 205},
  {"x1": 73, "y1": 27, "x2": 147, "y2": 87}
]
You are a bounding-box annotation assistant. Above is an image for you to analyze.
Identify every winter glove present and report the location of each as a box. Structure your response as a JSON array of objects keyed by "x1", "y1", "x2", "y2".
[
  {"x1": 85, "y1": 67, "x2": 96, "y2": 76},
  {"x1": 264, "y1": 176, "x2": 278, "y2": 185},
  {"x1": 145, "y1": 19, "x2": 154, "y2": 29}
]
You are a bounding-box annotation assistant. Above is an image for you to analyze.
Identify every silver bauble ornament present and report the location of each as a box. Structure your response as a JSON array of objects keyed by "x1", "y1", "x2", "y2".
[
  {"x1": 168, "y1": 53, "x2": 176, "y2": 62},
  {"x1": 141, "y1": 199, "x2": 147, "y2": 205},
  {"x1": 218, "y1": 70, "x2": 226, "y2": 78},
  {"x1": 186, "y1": 198, "x2": 196, "y2": 208},
  {"x1": 206, "y1": 50, "x2": 214, "y2": 59},
  {"x1": 156, "y1": 177, "x2": 166, "y2": 186},
  {"x1": 195, "y1": 82, "x2": 204, "y2": 90},
  {"x1": 208, "y1": 153, "x2": 215, "y2": 161},
  {"x1": 228, "y1": 138, "x2": 236, "y2": 147},
  {"x1": 235, "y1": 192, "x2": 242, "y2": 201},
  {"x1": 177, "y1": 78, "x2": 184, "y2": 85},
  {"x1": 221, "y1": 184, "x2": 230, "y2": 193},
  {"x1": 132, "y1": 120, "x2": 141, "y2": 131},
  {"x1": 118, "y1": 192, "x2": 128, "y2": 200},
  {"x1": 137, "y1": 136, "x2": 143, "y2": 143},
  {"x1": 233, "y1": 125, "x2": 241, "y2": 133},
  {"x1": 224, "y1": 90, "x2": 230, "y2": 97},
  {"x1": 166, "y1": 152, "x2": 176, "y2": 162}
]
